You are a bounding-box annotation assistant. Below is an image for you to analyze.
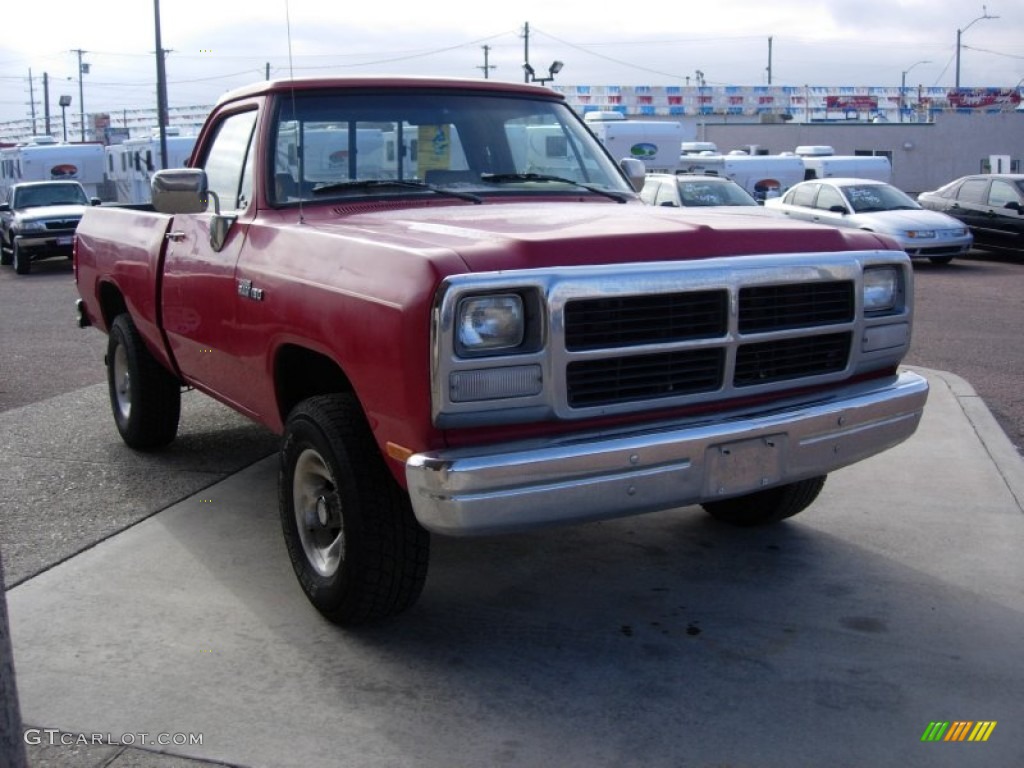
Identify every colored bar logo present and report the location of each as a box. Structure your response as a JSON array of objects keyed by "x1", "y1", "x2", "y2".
[{"x1": 921, "y1": 721, "x2": 997, "y2": 742}]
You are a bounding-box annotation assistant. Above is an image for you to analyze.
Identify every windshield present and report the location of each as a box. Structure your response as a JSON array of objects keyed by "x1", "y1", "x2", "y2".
[
  {"x1": 13, "y1": 184, "x2": 89, "y2": 209},
  {"x1": 269, "y1": 90, "x2": 632, "y2": 205},
  {"x1": 841, "y1": 184, "x2": 920, "y2": 213}
]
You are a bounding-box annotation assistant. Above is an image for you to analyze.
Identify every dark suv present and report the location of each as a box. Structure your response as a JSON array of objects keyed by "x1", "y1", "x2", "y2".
[
  {"x1": 918, "y1": 174, "x2": 1024, "y2": 252},
  {"x1": 0, "y1": 180, "x2": 100, "y2": 274}
]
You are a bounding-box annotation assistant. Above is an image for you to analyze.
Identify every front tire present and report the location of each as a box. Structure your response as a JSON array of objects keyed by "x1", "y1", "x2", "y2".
[
  {"x1": 929, "y1": 256, "x2": 954, "y2": 265},
  {"x1": 280, "y1": 394, "x2": 430, "y2": 626},
  {"x1": 12, "y1": 241, "x2": 29, "y2": 274},
  {"x1": 0, "y1": 239, "x2": 11, "y2": 266},
  {"x1": 701, "y1": 475, "x2": 827, "y2": 527},
  {"x1": 107, "y1": 314, "x2": 181, "y2": 449}
]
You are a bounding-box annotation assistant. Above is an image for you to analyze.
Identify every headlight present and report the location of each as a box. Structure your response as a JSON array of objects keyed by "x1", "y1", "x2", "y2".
[
  {"x1": 19, "y1": 220, "x2": 46, "y2": 233},
  {"x1": 904, "y1": 229, "x2": 936, "y2": 239},
  {"x1": 863, "y1": 267, "x2": 899, "y2": 313},
  {"x1": 456, "y1": 294, "x2": 524, "y2": 355}
]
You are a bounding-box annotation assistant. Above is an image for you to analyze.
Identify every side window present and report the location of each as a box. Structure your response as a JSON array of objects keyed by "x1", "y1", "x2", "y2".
[
  {"x1": 988, "y1": 180, "x2": 1020, "y2": 207},
  {"x1": 815, "y1": 185, "x2": 846, "y2": 211},
  {"x1": 957, "y1": 179, "x2": 988, "y2": 204},
  {"x1": 791, "y1": 183, "x2": 818, "y2": 208},
  {"x1": 201, "y1": 110, "x2": 257, "y2": 211}
]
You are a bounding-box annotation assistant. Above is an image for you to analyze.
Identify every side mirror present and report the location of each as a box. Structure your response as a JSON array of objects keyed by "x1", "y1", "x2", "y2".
[
  {"x1": 90, "y1": 197, "x2": 102, "y2": 206},
  {"x1": 1005, "y1": 201, "x2": 1023, "y2": 214},
  {"x1": 829, "y1": 205, "x2": 848, "y2": 215},
  {"x1": 0, "y1": 203, "x2": 9, "y2": 213},
  {"x1": 152, "y1": 168, "x2": 209, "y2": 214},
  {"x1": 619, "y1": 158, "x2": 646, "y2": 192}
]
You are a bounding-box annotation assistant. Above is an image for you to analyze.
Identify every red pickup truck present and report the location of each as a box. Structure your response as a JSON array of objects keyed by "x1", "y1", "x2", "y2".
[{"x1": 74, "y1": 77, "x2": 928, "y2": 625}]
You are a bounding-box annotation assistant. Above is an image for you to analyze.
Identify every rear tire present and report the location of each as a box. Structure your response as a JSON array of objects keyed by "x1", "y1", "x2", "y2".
[
  {"x1": 0, "y1": 240, "x2": 11, "y2": 266},
  {"x1": 928, "y1": 256, "x2": 954, "y2": 265},
  {"x1": 279, "y1": 394, "x2": 430, "y2": 626},
  {"x1": 12, "y1": 241, "x2": 29, "y2": 274},
  {"x1": 107, "y1": 314, "x2": 181, "y2": 449},
  {"x1": 701, "y1": 475, "x2": 827, "y2": 527}
]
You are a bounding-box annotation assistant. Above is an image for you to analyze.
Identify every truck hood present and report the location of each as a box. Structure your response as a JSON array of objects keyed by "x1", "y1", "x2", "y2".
[
  {"x1": 16, "y1": 203, "x2": 88, "y2": 224},
  {"x1": 303, "y1": 201, "x2": 896, "y2": 272}
]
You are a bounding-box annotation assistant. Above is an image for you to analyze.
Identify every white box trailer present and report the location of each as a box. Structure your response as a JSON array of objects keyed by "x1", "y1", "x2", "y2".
[
  {"x1": 105, "y1": 134, "x2": 198, "y2": 205},
  {"x1": 584, "y1": 113, "x2": 688, "y2": 174},
  {"x1": 0, "y1": 139, "x2": 106, "y2": 200},
  {"x1": 678, "y1": 153, "x2": 806, "y2": 201}
]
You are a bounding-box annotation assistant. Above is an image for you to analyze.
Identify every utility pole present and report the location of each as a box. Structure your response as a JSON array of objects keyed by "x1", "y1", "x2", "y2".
[
  {"x1": 153, "y1": 0, "x2": 170, "y2": 168},
  {"x1": 522, "y1": 22, "x2": 531, "y2": 83},
  {"x1": 28, "y1": 69, "x2": 37, "y2": 136},
  {"x1": 43, "y1": 73, "x2": 51, "y2": 136},
  {"x1": 766, "y1": 37, "x2": 773, "y2": 85},
  {"x1": 72, "y1": 49, "x2": 88, "y2": 141},
  {"x1": 478, "y1": 45, "x2": 496, "y2": 79}
]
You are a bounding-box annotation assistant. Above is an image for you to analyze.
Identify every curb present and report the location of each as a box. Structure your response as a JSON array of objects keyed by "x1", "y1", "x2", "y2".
[{"x1": 908, "y1": 365, "x2": 1024, "y2": 513}]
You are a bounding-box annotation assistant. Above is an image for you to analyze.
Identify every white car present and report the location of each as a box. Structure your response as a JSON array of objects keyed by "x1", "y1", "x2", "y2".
[{"x1": 764, "y1": 178, "x2": 972, "y2": 265}]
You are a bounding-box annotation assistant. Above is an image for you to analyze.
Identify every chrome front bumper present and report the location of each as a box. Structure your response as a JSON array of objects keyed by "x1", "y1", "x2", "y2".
[{"x1": 405, "y1": 371, "x2": 929, "y2": 535}]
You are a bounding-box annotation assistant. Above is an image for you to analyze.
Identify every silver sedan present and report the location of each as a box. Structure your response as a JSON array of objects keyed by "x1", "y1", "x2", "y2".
[{"x1": 764, "y1": 178, "x2": 972, "y2": 265}]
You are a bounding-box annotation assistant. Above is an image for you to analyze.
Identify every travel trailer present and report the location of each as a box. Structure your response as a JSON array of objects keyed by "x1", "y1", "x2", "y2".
[
  {"x1": 678, "y1": 152, "x2": 806, "y2": 201},
  {"x1": 795, "y1": 145, "x2": 893, "y2": 183},
  {"x1": 104, "y1": 133, "x2": 197, "y2": 204},
  {"x1": 0, "y1": 138, "x2": 106, "y2": 200}
]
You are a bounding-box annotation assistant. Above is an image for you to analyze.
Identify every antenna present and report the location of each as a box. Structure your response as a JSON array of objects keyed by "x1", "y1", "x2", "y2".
[{"x1": 284, "y1": 0, "x2": 304, "y2": 224}]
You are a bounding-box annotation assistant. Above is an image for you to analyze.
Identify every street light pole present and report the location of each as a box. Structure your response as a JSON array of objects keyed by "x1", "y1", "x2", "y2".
[
  {"x1": 955, "y1": 7, "x2": 998, "y2": 89},
  {"x1": 900, "y1": 60, "x2": 930, "y2": 123}
]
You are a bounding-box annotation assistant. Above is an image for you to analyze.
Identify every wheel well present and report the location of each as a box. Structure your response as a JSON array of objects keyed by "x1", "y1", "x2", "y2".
[
  {"x1": 98, "y1": 282, "x2": 128, "y2": 329},
  {"x1": 275, "y1": 345, "x2": 354, "y2": 423}
]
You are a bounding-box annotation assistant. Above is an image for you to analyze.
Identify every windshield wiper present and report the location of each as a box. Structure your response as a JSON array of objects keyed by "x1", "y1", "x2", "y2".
[
  {"x1": 479, "y1": 173, "x2": 631, "y2": 203},
  {"x1": 311, "y1": 179, "x2": 481, "y2": 204}
]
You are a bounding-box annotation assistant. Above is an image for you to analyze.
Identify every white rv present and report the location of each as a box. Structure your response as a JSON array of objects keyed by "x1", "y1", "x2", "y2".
[
  {"x1": 584, "y1": 112, "x2": 688, "y2": 174},
  {"x1": 0, "y1": 138, "x2": 106, "y2": 200},
  {"x1": 678, "y1": 153, "x2": 806, "y2": 202},
  {"x1": 105, "y1": 133, "x2": 198, "y2": 205},
  {"x1": 794, "y1": 145, "x2": 893, "y2": 183}
]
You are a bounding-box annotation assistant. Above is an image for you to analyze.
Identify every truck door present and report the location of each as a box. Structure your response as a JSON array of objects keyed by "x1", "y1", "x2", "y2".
[{"x1": 161, "y1": 108, "x2": 260, "y2": 416}]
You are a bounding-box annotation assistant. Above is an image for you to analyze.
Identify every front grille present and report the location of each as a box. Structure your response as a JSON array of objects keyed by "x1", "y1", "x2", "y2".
[
  {"x1": 44, "y1": 219, "x2": 80, "y2": 230},
  {"x1": 739, "y1": 281, "x2": 853, "y2": 333},
  {"x1": 565, "y1": 290, "x2": 727, "y2": 350},
  {"x1": 918, "y1": 245, "x2": 964, "y2": 256},
  {"x1": 567, "y1": 348, "x2": 724, "y2": 407},
  {"x1": 564, "y1": 280, "x2": 856, "y2": 408},
  {"x1": 734, "y1": 333, "x2": 851, "y2": 387}
]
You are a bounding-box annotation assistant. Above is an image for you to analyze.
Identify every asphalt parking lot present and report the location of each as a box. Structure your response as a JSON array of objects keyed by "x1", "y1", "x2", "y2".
[{"x1": 2, "y1": 252, "x2": 1023, "y2": 767}]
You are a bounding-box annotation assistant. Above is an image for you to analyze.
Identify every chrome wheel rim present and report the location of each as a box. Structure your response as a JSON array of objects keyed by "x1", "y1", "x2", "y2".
[
  {"x1": 112, "y1": 343, "x2": 132, "y2": 421},
  {"x1": 293, "y1": 448, "x2": 344, "y2": 577}
]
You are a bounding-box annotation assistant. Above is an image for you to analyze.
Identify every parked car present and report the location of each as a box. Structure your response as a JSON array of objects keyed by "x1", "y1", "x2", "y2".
[
  {"x1": 764, "y1": 178, "x2": 972, "y2": 265},
  {"x1": 917, "y1": 174, "x2": 1024, "y2": 253},
  {"x1": 640, "y1": 173, "x2": 760, "y2": 208},
  {"x1": 0, "y1": 180, "x2": 100, "y2": 274}
]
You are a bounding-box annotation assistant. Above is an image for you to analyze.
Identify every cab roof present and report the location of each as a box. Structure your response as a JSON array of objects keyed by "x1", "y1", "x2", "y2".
[{"x1": 215, "y1": 76, "x2": 564, "y2": 108}]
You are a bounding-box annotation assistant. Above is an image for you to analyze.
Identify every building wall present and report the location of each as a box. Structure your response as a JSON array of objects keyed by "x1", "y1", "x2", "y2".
[{"x1": 699, "y1": 113, "x2": 1023, "y2": 194}]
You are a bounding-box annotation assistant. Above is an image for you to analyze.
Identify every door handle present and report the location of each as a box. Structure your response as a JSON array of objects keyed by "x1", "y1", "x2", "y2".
[{"x1": 165, "y1": 231, "x2": 186, "y2": 242}]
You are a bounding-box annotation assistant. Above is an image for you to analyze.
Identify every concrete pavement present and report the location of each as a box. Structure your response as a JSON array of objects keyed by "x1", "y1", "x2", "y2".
[{"x1": 4, "y1": 366, "x2": 1024, "y2": 768}]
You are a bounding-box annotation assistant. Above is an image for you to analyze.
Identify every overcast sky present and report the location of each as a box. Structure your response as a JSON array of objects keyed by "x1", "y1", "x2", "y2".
[{"x1": 0, "y1": 0, "x2": 1020, "y2": 127}]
